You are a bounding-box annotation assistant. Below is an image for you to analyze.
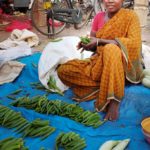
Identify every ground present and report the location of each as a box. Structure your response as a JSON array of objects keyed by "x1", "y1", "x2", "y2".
[{"x1": 0, "y1": 15, "x2": 150, "y2": 51}]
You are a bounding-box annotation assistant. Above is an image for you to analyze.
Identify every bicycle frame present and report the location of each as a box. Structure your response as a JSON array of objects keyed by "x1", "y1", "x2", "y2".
[
  {"x1": 47, "y1": 5, "x2": 83, "y2": 24},
  {"x1": 31, "y1": 0, "x2": 94, "y2": 36}
]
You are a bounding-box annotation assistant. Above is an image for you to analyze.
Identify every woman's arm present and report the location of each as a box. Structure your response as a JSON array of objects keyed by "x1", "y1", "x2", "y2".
[
  {"x1": 97, "y1": 38, "x2": 118, "y2": 46},
  {"x1": 90, "y1": 31, "x2": 96, "y2": 37},
  {"x1": 81, "y1": 37, "x2": 118, "y2": 51}
]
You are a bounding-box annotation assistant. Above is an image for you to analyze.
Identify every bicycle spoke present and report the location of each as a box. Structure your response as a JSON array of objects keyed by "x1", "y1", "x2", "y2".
[{"x1": 31, "y1": 0, "x2": 67, "y2": 37}]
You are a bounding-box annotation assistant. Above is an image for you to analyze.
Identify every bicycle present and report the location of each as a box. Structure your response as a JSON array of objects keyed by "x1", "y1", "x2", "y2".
[{"x1": 31, "y1": 0, "x2": 94, "y2": 37}]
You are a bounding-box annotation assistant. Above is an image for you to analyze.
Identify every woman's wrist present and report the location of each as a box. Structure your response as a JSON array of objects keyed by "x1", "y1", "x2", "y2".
[{"x1": 96, "y1": 38, "x2": 99, "y2": 46}]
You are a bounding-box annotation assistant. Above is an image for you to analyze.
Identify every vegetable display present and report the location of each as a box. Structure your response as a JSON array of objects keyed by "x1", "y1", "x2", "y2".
[
  {"x1": 55, "y1": 132, "x2": 86, "y2": 150},
  {"x1": 47, "y1": 76, "x2": 64, "y2": 96},
  {"x1": 0, "y1": 137, "x2": 28, "y2": 150},
  {"x1": 0, "y1": 105, "x2": 55, "y2": 139},
  {"x1": 11, "y1": 95, "x2": 104, "y2": 128},
  {"x1": 7, "y1": 89, "x2": 23, "y2": 100}
]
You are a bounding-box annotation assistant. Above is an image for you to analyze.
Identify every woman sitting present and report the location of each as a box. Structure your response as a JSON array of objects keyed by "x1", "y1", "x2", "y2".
[{"x1": 57, "y1": 0, "x2": 143, "y2": 121}]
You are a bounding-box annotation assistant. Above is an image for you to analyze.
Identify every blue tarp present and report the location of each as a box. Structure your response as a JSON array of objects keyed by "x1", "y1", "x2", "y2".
[{"x1": 0, "y1": 53, "x2": 150, "y2": 150}]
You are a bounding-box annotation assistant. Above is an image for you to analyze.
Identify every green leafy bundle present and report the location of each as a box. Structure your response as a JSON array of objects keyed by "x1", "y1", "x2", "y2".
[
  {"x1": 80, "y1": 36, "x2": 91, "y2": 44},
  {"x1": 55, "y1": 132, "x2": 86, "y2": 150},
  {"x1": 0, "y1": 137, "x2": 28, "y2": 150},
  {"x1": 47, "y1": 76, "x2": 64, "y2": 96},
  {"x1": 11, "y1": 96, "x2": 104, "y2": 128},
  {"x1": 0, "y1": 105, "x2": 55, "y2": 140}
]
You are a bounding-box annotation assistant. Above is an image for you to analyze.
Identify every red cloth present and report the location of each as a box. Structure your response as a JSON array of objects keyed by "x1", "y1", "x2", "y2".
[
  {"x1": 49, "y1": 19, "x2": 64, "y2": 27},
  {"x1": 5, "y1": 20, "x2": 32, "y2": 32},
  {"x1": 91, "y1": 11, "x2": 105, "y2": 32}
]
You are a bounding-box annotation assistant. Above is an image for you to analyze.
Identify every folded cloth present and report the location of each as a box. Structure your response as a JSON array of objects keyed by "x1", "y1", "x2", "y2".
[
  {"x1": 10, "y1": 29, "x2": 39, "y2": 47},
  {"x1": 0, "y1": 41, "x2": 32, "y2": 65},
  {"x1": 0, "y1": 61, "x2": 25, "y2": 85},
  {"x1": 0, "y1": 29, "x2": 39, "y2": 48}
]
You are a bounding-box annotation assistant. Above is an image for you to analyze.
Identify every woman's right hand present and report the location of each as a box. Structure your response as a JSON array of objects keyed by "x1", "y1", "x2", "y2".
[{"x1": 77, "y1": 37, "x2": 97, "y2": 53}]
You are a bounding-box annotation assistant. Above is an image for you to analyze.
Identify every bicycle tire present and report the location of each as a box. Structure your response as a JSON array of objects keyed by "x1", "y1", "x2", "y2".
[
  {"x1": 31, "y1": 0, "x2": 68, "y2": 36},
  {"x1": 72, "y1": 0, "x2": 94, "y2": 29},
  {"x1": 94, "y1": 0, "x2": 105, "y2": 14}
]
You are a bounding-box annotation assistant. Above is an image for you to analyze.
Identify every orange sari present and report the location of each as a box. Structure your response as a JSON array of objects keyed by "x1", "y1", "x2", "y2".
[{"x1": 57, "y1": 8, "x2": 143, "y2": 111}]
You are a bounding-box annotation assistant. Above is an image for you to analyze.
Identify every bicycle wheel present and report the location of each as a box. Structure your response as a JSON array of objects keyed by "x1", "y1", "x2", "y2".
[
  {"x1": 31, "y1": 0, "x2": 68, "y2": 36},
  {"x1": 72, "y1": 0, "x2": 94, "y2": 29},
  {"x1": 94, "y1": 0, "x2": 105, "y2": 14}
]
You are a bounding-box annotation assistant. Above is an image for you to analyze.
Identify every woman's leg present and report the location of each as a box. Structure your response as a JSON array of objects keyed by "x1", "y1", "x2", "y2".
[
  {"x1": 95, "y1": 44, "x2": 125, "y2": 121},
  {"x1": 57, "y1": 59, "x2": 99, "y2": 99}
]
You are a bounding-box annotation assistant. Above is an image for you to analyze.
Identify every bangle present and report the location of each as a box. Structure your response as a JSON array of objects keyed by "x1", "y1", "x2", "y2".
[{"x1": 96, "y1": 38, "x2": 99, "y2": 46}]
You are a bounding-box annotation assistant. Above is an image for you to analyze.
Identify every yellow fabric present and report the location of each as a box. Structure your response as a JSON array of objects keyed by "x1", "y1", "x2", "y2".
[{"x1": 57, "y1": 8, "x2": 143, "y2": 111}]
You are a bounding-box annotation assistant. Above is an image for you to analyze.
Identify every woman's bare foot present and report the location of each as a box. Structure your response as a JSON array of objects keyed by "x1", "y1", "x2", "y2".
[{"x1": 104, "y1": 100, "x2": 120, "y2": 121}]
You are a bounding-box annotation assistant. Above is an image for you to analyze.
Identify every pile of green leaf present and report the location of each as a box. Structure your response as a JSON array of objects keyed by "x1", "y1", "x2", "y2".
[
  {"x1": 80, "y1": 36, "x2": 91, "y2": 44},
  {"x1": 7, "y1": 89, "x2": 23, "y2": 100},
  {"x1": 47, "y1": 76, "x2": 64, "y2": 96},
  {"x1": 11, "y1": 96, "x2": 104, "y2": 128},
  {"x1": 0, "y1": 105, "x2": 55, "y2": 140},
  {"x1": 30, "y1": 76, "x2": 64, "y2": 96},
  {"x1": 55, "y1": 132, "x2": 86, "y2": 150},
  {"x1": 0, "y1": 137, "x2": 28, "y2": 150}
]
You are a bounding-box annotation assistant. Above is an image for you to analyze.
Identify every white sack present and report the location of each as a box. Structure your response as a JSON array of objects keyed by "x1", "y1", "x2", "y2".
[{"x1": 38, "y1": 36, "x2": 92, "y2": 92}]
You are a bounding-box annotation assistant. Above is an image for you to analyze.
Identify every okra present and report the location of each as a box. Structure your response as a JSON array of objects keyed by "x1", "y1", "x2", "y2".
[{"x1": 80, "y1": 36, "x2": 91, "y2": 44}]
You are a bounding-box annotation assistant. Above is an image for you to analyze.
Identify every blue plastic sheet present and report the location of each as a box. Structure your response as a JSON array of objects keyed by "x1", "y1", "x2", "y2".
[{"x1": 0, "y1": 53, "x2": 150, "y2": 150}]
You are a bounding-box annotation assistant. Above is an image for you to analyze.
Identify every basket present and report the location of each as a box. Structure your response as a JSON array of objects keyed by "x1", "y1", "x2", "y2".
[{"x1": 141, "y1": 117, "x2": 150, "y2": 144}]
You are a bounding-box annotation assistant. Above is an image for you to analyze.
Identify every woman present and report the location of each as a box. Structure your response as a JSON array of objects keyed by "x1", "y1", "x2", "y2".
[{"x1": 57, "y1": 0, "x2": 143, "y2": 121}]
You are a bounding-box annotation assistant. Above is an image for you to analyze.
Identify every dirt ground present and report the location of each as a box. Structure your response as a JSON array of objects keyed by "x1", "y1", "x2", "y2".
[{"x1": 0, "y1": 15, "x2": 150, "y2": 51}]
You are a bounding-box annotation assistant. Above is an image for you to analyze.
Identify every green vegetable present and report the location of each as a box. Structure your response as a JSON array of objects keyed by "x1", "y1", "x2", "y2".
[
  {"x1": 9, "y1": 89, "x2": 23, "y2": 95},
  {"x1": 55, "y1": 132, "x2": 86, "y2": 150},
  {"x1": 47, "y1": 76, "x2": 64, "y2": 96},
  {"x1": 11, "y1": 96, "x2": 104, "y2": 128},
  {"x1": 80, "y1": 36, "x2": 91, "y2": 44},
  {"x1": 7, "y1": 95, "x2": 17, "y2": 100},
  {"x1": 112, "y1": 139, "x2": 130, "y2": 150},
  {"x1": 99, "y1": 140, "x2": 120, "y2": 150},
  {"x1": 50, "y1": 38, "x2": 63, "y2": 42},
  {"x1": 0, "y1": 137, "x2": 28, "y2": 150},
  {"x1": 0, "y1": 105, "x2": 55, "y2": 140}
]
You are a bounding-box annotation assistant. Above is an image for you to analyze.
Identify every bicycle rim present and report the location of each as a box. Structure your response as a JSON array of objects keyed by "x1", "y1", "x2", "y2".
[
  {"x1": 94, "y1": 0, "x2": 105, "y2": 14},
  {"x1": 31, "y1": 0, "x2": 67, "y2": 37},
  {"x1": 73, "y1": 0, "x2": 93, "y2": 29}
]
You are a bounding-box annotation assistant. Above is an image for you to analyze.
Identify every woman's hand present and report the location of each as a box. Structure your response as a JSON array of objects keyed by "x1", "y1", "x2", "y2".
[
  {"x1": 77, "y1": 37, "x2": 97, "y2": 53},
  {"x1": 81, "y1": 37, "x2": 97, "y2": 50}
]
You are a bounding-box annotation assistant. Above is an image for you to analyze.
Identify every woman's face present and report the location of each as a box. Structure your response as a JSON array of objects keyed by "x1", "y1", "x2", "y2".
[{"x1": 103, "y1": 0, "x2": 123, "y2": 13}]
